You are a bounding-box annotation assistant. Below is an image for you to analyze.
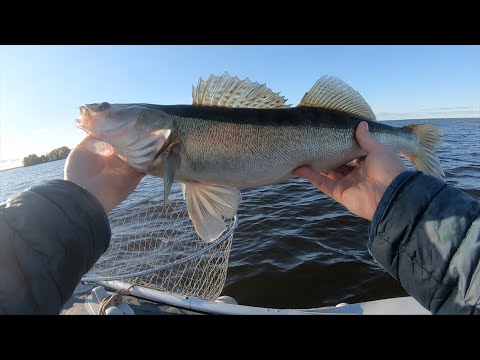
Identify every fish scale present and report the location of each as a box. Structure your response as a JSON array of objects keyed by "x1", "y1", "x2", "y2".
[{"x1": 76, "y1": 73, "x2": 445, "y2": 243}]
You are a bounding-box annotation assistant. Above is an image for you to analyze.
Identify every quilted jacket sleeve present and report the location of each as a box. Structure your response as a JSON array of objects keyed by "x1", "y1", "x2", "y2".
[
  {"x1": 368, "y1": 171, "x2": 480, "y2": 314},
  {"x1": 0, "y1": 180, "x2": 111, "y2": 314}
]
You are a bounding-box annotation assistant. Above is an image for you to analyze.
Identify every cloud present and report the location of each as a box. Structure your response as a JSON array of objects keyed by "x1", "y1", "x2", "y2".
[
  {"x1": 418, "y1": 106, "x2": 478, "y2": 112},
  {"x1": 377, "y1": 106, "x2": 480, "y2": 121}
]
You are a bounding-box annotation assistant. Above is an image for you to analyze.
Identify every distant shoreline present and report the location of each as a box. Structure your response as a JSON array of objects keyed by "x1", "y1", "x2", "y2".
[
  {"x1": 0, "y1": 117, "x2": 478, "y2": 172},
  {"x1": 20, "y1": 146, "x2": 70, "y2": 169},
  {"x1": 0, "y1": 158, "x2": 66, "y2": 173},
  {"x1": 23, "y1": 158, "x2": 67, "y2": 168},
  {"x1": 380, "y1": 117, "x2": 480, "y2": 122},
  {"x1": 0, "y1": 165, "x2": 23, "y2": 173}
]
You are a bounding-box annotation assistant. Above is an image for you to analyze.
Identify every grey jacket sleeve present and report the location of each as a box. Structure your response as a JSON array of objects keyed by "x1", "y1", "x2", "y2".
[
  {"x1": 0, "y1": 180, "x2": 111, "y2": 314},
  {"x1": 368, "y1": 171, "x2": 480, "y2": 314}
]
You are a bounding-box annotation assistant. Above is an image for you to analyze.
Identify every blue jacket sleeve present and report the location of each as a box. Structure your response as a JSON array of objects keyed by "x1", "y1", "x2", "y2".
[
  {"x1": 368, "y1": 171, "x2": 480, "y2": 314},
  {"x1": 0, "y1": 180, "x2": 111, "y2": 314}
]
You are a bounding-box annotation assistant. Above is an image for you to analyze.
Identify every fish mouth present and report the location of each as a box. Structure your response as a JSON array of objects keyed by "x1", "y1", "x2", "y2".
[{"x1": 75, "y1": 105, "x2": 91, "y2": 131}]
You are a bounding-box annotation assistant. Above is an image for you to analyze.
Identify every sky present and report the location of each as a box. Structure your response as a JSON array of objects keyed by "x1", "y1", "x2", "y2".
[{"x1": 1, "y1": 45, "x2": 479, "y2": 163}]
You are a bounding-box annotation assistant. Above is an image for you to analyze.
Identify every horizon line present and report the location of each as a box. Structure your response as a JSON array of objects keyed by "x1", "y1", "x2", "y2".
[{"x1": 1, "y1": 116, "x2": 479, "y2": 164}]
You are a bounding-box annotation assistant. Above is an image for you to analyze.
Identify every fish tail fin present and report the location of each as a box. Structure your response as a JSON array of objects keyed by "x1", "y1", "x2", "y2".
[{"x1": 402, "y1": 124, "x2": 445, "y2": 179}]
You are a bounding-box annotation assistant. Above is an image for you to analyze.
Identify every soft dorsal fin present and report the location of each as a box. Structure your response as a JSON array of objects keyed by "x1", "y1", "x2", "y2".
[
  {"x1": 298, "y1": 76, "x2": 376, "y2": 120},
  {"x1": 192, "y1": 72, "x2": 290, "y2": 109}
]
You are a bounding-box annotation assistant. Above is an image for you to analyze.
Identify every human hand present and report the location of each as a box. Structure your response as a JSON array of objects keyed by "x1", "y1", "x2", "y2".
[
  {"x1": 64, "y1": 135, "x2": 145, "y2": 213},
  {"x1": 294, "y1": 121, "x2": 407, "y2": 220}
]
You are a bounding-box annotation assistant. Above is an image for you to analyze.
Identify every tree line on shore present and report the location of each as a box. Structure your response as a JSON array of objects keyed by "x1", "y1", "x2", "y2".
[{"x1": 22, "y1": 146, "x2": 71, "y2": 167}]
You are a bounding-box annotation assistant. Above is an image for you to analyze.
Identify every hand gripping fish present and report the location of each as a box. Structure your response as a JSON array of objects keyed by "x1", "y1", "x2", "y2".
[{"x1": 76, "y1": 73, "x2": 445, "y2": 243}]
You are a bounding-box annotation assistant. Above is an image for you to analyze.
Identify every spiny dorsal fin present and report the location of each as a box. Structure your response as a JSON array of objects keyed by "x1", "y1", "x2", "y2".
[
  {"x1": 192, "y1": 72, "x2": 290, "y2": 109},
  {"x1": 298, "y1": 76, "x2": 376, "y2": 121}
]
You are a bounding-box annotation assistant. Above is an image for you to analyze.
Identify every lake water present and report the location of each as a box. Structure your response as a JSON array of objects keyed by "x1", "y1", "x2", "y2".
[{"x1": 1, "y1": 118, "x2": 479, "y2": 309}]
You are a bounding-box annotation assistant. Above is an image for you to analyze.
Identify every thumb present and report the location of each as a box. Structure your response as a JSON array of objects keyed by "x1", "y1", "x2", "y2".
[
  {"x1": 79, "y1": 136, "x2": 115, "y2": 157},
  {"x1": 355, "y1": 121, "x2": 383, "y2": 154},
  {"x1": 293, "y1": 166, "x2": 336, "y2": 198}
]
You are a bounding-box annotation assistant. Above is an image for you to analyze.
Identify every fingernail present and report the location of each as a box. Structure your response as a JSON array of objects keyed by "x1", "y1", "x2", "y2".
[
  {"x1": 93, "y1": 140, "x2": 115, "y2": 157},
  {"x1": 364, "y1": 122, "x2": 369, "y2": 132}
]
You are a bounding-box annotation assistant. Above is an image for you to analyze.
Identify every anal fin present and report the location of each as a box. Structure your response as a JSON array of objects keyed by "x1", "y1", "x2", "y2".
[{"x1": 183, "y1": 182, "x2": 241, "y2": 243}]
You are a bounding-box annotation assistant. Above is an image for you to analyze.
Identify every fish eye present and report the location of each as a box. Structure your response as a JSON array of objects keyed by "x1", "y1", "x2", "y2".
[{"x1": 97, "y1": 102, "x2": 110, "y2": 111}]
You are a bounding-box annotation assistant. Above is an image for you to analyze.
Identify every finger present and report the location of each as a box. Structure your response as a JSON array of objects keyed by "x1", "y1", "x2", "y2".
[
  {"x1": 355, "y1": 121, "x2": 383, "y2": 154},
  {"x1": 331, "y1": 163, "x2": 367, "y2": 200},
  {"x1": 76, "y1": 135, "x2": 99, "y2": 149},
  {"x1": 78, "y1": 136, "x2": 115, "y2": 157},
  {"x1": 352, "y1": 156, "x2": 366, "y2": 165},
  {"x1": 346, "y1": 159, "x2": 359, "y2": 166},
  {"x1": 332, "y1": 174, "x2": 358, "y2": 200},
  {"x1": 122, "y1": 162, "x2": 146, "y2": 179},
  {"x1": 322, "y1": 172, "x2": 347, "y2": 182},
  {"x1": 93, "y1": 141, "x2": 115, "y2": 157},
  {"x1": 293, "y1": 166, "x2": 313, "y2": 180},
  {"x1": 107, "y1": 153, "x2": 146, "y2": 178},
  {"x1": 294, "y1": 166, "x2": 336, "y2": 198},
  {"x1": 118, "y1": 165, "x2": 146, "y2": 184},
  {"x1": 333, "y1": 164, "x2": 357, "y2": 174}
]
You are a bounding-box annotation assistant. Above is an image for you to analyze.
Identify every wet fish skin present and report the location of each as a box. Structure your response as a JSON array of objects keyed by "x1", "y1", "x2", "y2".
[
  {"x1": 144, "y1": 105, "x2": 417, "y2": 188},
  {"x1": 76, "y1": 73, "x2": 444, "y2": 242}
]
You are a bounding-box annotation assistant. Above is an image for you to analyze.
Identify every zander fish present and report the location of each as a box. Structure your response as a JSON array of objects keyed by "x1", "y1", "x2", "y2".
[{"x1": 76, "y1": 72, "x2": 445, "y2": 242}]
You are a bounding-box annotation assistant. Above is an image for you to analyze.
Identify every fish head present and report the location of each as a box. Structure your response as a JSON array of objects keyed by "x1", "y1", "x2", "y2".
[{"x1": 76, "y1": 103, "x2": 172, "y2": 171}]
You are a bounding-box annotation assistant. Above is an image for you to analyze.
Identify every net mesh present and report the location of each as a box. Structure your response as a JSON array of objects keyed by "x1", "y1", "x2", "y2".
[{"x1": 82, "y1": 179, "x2": 236, "y2": 301}]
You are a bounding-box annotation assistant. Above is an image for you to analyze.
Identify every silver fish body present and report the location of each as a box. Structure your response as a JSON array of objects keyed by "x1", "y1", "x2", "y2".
[
  {"x1": 77, "y1": 73, "x2": 444, "y2": 242},
  {"x1": 145, "y1": 105, "x2": 417, "y2": 188}
]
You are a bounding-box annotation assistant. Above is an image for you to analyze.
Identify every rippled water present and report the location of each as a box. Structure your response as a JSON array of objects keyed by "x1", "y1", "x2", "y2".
[{"x1": 1, "y1": 119, "x2": 479, "y2": 308}]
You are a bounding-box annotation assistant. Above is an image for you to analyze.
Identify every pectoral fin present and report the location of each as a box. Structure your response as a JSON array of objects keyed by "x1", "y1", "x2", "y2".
[
  {"x1": 157, "y1": 141, "x2": 180, "y2": 208},
  {"x1": 163, "y1": 153, "x2": 177, "y2": 207},
  {"x1": 183, "y1": 182, "x2": 241, "y2": 243}
]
